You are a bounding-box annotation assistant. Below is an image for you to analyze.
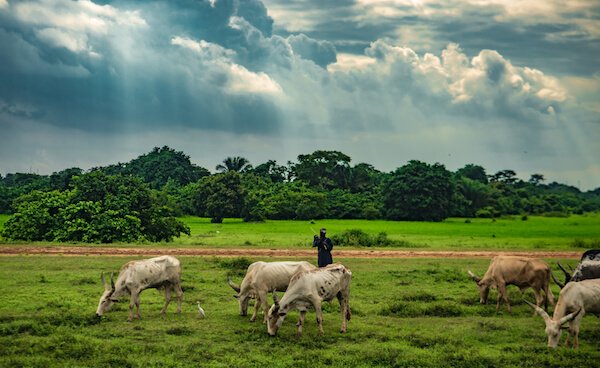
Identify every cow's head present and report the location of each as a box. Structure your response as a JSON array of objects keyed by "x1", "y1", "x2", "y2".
[
  {"x1": 96, "y1": 272, "x2": 118, "y2": 317},
  {"x1": 467, "y1": 270, "x2": 491, "y2": 304},
  {"x1": 227, "y1": 276, "x2": 252, "y2": 316},
  {"x1": 267, "y1": 291, "x2": 286, "y2": 336},
  {"x1": 525, "y1": 300, "x2": 581, "y2": 348}
]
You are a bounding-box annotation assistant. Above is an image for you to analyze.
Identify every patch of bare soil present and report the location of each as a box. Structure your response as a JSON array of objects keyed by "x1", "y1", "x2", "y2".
[{"x1": 0, "y1": 245, "x2": 582, "y2": 259}]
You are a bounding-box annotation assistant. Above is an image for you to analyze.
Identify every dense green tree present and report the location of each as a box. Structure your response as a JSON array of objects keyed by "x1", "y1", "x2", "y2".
[
  {"x1": 382, "y1": 160, "x2": 454, "y2": 221},
  {"x1": 294, "y1": 150, "x2": 352, "y2": 190},
  {"x1": 349, "y1": 163, "x2": 382, "y2": 193},
  {"x1": 49, "y1": 167, "x2": 83, "y2": 191},
  {"x1": 95, "y1": 146, "x2": 210, "y2": 188},
  {"x1": 251, "y1": 160, "x2": 289, "y2": 183},
  {"x1": 216, "y1": 156, "x2": 253, "y2": 173},
  {"x1": 2, "y1": 172, "x2": 189, "y2": 242},
  {"x1": 2, "y1": 190, "x2": 70, "y2": 241},
  {"x1": 528, "y1": 173, "x2": 545, "y2": 186},
  {"x1": 192, "y1": 172, "x2": 245, "y2": 223},
  {"x1": 489, "y1": 169, "x2": 518, "y2": 184},
  {"x1": 0, "y1": 173, "x2": 52, "y2": 213},
  {"x1": 456, "y1": 164, "x2": 488, "y2": 184},
  {"x1": 453, "y1": 176, "x2": 492, "y2": 217}
]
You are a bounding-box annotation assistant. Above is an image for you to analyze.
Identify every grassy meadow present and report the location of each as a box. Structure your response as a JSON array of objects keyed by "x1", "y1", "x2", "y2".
[
  {"x1": 1, "y1": 255, "x2": 599, "y2": 367},
  {"x1": 175, "y1": 214, "x2": 600, "y2": 250},
  {"x1": 3, "y1": 213, "x2": 599, "y2": 251}
]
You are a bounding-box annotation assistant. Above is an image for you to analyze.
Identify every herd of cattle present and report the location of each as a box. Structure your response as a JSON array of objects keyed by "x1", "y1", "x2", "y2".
[{"x1": 95, "y1": 251, "x2": 600, "y2": 348}]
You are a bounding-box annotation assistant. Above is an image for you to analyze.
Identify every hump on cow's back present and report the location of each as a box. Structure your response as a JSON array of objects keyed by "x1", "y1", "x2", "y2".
[{"x1": 581, "y1": 249, "x2": 600, "y2": 261}]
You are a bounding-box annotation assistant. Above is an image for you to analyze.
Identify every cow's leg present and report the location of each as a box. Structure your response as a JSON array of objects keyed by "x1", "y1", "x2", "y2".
[
  {"x1": 532, "y1": 288, "x2": 543, "y2": 315},
  {"x1": 296, "y1": 310, "x2": 307, "y2": 337},
  {"x1": 134, "y1": 292, "x2": 141, "y2": 319},
  {"x1": 250, "y1": 292, "x2": 263, "y2": 322},
  {"x1": 337, "y1": 293, "x2": 349, "y2": 333},
  {"x1": 260, "y1": 291, "x2": 271, "y2": 324},
  {"x1": 128, "y1": 291, "x2": 139, "y2": 321},
  {"x1": 175, "y1": 283, "x2": 183, "y2": 313},
  {"x1": 314, "y1": 300, "x2": 325, "y2": 336},
  {"x1": 497, "y1": 283, "x2": 510, "y2": 312},
  {"x1": 161, "y1": 286, "x2": 172, "y2": 314},
  {"x1": 544, "y1": 282, "x2": 555, "y2": 308},
  {"x1": 569, "y1": 315, "x2": 583, "y2": 349}
]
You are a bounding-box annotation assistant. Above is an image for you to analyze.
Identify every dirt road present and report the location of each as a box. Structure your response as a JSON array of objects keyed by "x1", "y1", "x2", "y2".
[{"x1": 0, "y1": 245, "x2": 582, "y2": 259}]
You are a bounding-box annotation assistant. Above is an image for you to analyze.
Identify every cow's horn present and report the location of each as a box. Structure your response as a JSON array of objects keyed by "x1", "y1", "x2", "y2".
[
  {"x1": 101, "y1": 272, "x2": 107, "y2": 287},
  {"x1": 550, "y1": 270, "x2": 564, "y2": 289},
  {"x1": 557, "y1": 262, "x2": 571, "y2": 280},
  {"x1": 467, "y1": 270, "x2": 480, "y2": 282},
  {"x1": 524, "y1": 299, "x2": 550, "y2": 322},
  {"x1": 559, "y1": 307, "x2": 581, "y2": 325},
  {"x1": 272, "y1": 290, "x2": 279, "y2": 306},
  {"x1": 227, "y1": 276, "x2": 241, "y2": 293},
  {"x1": 110, "y1": 271, "x2": 115, "y2": 291}
]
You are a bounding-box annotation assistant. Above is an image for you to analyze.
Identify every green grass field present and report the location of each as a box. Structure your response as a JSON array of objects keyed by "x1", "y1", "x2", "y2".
[
  {"x1": 1, "y1": 255, "x2": 598, "y2": 367},
  {"x1": 176, "y1": 214, "x2": 600, "y2": 250},
  {"x1": 1, "y1": 213, "x2": 599, "y2": 250}
]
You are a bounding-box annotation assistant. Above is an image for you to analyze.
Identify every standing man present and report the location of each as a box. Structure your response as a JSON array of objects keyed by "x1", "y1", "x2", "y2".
[{"x1": 313, "y1": 228, "x2": 333, "y2": 267}]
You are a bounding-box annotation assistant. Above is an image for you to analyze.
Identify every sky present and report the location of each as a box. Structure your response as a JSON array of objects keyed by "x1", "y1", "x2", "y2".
[{"x1": 0, "y1": 0, "x2": 599, "y2": 190}]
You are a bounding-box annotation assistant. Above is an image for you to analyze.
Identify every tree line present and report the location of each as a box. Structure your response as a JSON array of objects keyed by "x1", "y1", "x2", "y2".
[{"x1": 1, "y1": 146, "x2": 599, "y2": 242}]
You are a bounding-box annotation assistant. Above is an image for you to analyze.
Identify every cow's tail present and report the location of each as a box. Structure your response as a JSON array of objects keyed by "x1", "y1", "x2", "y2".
[
  {"x1": 346, "y1": 307, "x2": 352, "y2": 321},
  {"x1": 227, "y1": 276, "x2": 241, "y2": 293}
]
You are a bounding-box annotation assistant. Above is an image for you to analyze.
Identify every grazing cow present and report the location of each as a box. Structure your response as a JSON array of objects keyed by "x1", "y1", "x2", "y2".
[
  {"x1": 467, "y1": 256, "x2": 554, "y2": 312},
  {"x1": 96, "y1": 255, "x2": 183, "y2": 321},
  {"x1": 267, "y1": 263, "x2": 352, "y2": 337},
  {"x1": 553, "y1": 250, "x2": 600, "y2": 288},
  {"x1": 526, "y1": 278, "x2": 600, "y2": 348},
  {"x1": 228, "y1": 261, "x2": 316, "y2": 322}
]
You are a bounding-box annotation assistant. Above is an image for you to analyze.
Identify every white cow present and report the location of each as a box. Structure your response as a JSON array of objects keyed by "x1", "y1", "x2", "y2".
[
  {"x1": 267, "y1": 263, "x2": 352, "y2": 337},
  {"x1": 527, "y1": 278, "x2": 600, "y2": 348},
  {"x1": 96, "y1": 255, "x2": 183, "y2": 321},
  {"x1": 228, "y1": 261, "x2": 316, "y2": 322}
]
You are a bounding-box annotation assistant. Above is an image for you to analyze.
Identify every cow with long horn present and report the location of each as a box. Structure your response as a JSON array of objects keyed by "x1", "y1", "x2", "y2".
[
  {"x1": 467, "y1": 256, "x2": 554, "y2": 312},
  {"x1": 267, "y1": 263, "x2": 352, "y2": 337},
  {"x1": 526, "y1": 278, "x2": 600, "y2": 348},
  {"x1": 96, "y1": 256, "x2": 183, "y2": 321},
  {"x1": 554, "y1": 250, "x2": 600, "y2": 289},
  {"x1": 228, "y1": 261, "x2": 316, "y2": 322}
]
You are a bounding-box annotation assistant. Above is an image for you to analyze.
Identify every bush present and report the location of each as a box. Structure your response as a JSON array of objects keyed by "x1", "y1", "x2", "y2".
[
  {"x1": 331, "y1": 229, "x2": 416, "y2": 247},
  {"x1": 2, "y1": 172, "x2": 189, "y2": 243}
]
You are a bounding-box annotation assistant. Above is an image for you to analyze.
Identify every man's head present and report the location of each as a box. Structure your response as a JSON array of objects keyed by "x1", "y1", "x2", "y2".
[{"x1": 320, "y1": 228, "x2": 326, "y2": 238}]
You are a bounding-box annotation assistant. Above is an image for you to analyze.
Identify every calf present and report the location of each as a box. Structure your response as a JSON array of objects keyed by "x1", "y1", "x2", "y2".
[
  {"x1": 267, "y1": 263, "x2": 352, "y2": 337},
  {"x1": 527, "y1": 278, "x2": 600, "y2": 348},
  {"x1": 96, "y1": 255, "x2": 183, "y2": 321}
]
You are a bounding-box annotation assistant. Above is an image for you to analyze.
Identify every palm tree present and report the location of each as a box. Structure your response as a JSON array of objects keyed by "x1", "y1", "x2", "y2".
[{"x1": 216, "y1": 156, "x2": 253, "y2": 173}]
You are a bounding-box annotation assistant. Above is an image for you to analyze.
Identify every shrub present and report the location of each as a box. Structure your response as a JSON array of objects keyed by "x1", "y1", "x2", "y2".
[{"x1": 331, "y1": 229, "x2": 417, "y2": 247}]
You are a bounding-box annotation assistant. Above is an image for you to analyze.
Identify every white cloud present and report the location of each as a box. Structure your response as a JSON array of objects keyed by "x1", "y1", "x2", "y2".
[
  {"x1": 170, "y1": 36, "x2": 236, "y2": 61},
  {"x1": 226, "y1": 64, "x2": 282, "y2": 95},
  {"x1": 35, "y1": 27, "x2": 88, "y2": 54},
  {"x1": 0, "y1": 0, "x2": 8, "y2": 9},
  {"x1": 328, "y1": 53, "x2": 376, "y2": 72}
]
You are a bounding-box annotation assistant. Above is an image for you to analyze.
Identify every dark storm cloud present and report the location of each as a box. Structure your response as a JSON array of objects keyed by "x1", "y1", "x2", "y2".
[
  {"x1": 0, "y1": 0, "x2": 287, "y2": 134},
  {"x1": 287, "y1": 34, "x2": 336, "y2": 67}
]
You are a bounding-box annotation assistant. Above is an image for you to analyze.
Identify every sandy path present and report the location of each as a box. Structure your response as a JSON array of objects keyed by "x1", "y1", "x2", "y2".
[{"x1": 0, "y1": 245, "x2": 582, "y2": 259}]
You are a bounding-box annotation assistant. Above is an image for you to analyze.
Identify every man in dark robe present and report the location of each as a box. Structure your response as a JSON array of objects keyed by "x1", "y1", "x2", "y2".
[{"x1": 312, "y1": 228, "x2": 333, "y2": 267}]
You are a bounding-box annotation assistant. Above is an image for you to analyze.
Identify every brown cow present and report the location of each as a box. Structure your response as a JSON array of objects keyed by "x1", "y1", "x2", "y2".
[{"x1": 467, "y1": 256, "x2": 554, "y2": 312}]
